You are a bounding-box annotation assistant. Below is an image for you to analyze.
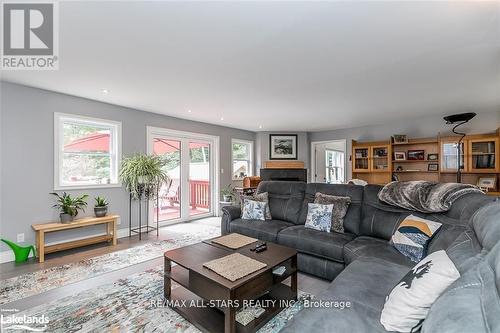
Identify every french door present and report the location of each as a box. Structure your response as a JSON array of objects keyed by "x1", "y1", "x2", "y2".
[{"x1": 147, "y1": 127, "x2": 219, "y2": 224}]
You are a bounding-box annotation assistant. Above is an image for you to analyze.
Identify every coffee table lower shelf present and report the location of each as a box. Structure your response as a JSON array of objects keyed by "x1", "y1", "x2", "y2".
[{"x1": 167, "y1": 283, "x2": 295, "y2": 333}]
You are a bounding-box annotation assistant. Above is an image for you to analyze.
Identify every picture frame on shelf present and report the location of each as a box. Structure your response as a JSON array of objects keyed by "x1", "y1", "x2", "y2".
[
  {"x1": 428, "y1": 163, "x2": 439, "y2": 172},
  {"x1": 392, "y1": 134, "x2": 408, "y2": 144},
  {"x1": 408, "y1": 150, "x2": 425, "y2": 160},
  {"x1": 477, "y1": 177, "x2": 497, "y2": 190},
  {"x1": 269, "y1": 134, "x2": 298, "y2": 160},
  {"x1": 394, "y1": 152, "x2": 406, "y2": 161},
  {"x1": 427, "y1": 153, "x2": 439, "y2": 161}
]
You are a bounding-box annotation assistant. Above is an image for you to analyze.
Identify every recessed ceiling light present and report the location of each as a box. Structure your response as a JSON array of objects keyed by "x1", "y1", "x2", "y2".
[
  {"x1": 220, "y1": 117, "x2": 224, "y2": 121},
  {"x1": 187, "y1": 109, "x2": 192, "y2": 113},
  {"x1": 259, "y1": 125, "x2": 263, "y2": 129},
  {"x1": 101, "y1": 89, "x2": 109, "y2": 94}
]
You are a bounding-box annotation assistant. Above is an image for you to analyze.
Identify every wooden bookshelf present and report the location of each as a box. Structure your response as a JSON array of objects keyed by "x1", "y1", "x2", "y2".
[{"x1": 351, "y1": 129, "x2": 500, "y2": 196}]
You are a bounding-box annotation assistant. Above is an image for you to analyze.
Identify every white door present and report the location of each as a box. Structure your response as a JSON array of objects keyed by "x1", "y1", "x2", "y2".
[{"x1": 147, "y1": 127, "x2": 219, "y2": 225}]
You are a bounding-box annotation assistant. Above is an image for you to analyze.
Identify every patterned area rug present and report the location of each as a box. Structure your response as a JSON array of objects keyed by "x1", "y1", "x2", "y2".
[
  {"x1": 15, "y1": 267, "x2": 311, "y2": 333},
  {"x1": 0, "y1": 223, "x2": 220, "y2": 305}
]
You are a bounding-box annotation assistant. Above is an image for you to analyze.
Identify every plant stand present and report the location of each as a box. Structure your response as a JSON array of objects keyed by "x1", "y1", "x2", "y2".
[{"x1": 128, "y1": 189, "x2": 159, "y2": 240}]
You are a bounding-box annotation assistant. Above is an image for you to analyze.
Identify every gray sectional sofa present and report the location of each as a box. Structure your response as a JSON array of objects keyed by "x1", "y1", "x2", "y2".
[{"x1": 221, "y1": 181, "x2": 500, "y2": 332}]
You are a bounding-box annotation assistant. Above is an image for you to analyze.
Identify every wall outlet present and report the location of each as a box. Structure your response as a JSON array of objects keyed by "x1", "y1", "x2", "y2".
[{"x1": 17, "y1": 233, "x2": 25, "y2": 243}]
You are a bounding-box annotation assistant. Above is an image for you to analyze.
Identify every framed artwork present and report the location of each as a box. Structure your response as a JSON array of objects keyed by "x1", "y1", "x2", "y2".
[
  {"x1": 477, "y1": 177, "x2": 497, "y2": 190},
  {"x1": 427, "y1": 153, "x2": 439, "y2": 161},
  {"x1": 408, "y1": 150, "x2": 425, "y2": 160},
  {"x1": 428, "y1": 163, "x2": 439, "y2": 171},
  {"x1": 394, "y1": 152, "x2": 406, "y2": 161},
  {"x1": 269, "y1": 134, "x2": 298, "y2": 160},
  {"x1": 392, "y1": 135, "x2": 408, "y2": 144}
]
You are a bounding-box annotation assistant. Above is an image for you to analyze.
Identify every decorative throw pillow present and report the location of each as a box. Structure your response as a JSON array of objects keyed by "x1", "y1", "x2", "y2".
[
  {"x1": 305, "y1": 203, "x2": 334, "y2": 232},
  {"x1": 392, "y1": 215, "x2": 442, "y2": 262},
  {"x1": 314, "y1": 193, "x2": 351, "y2": 233},
  {"x1": 241, "y1": 192, "x2": 272, "y2": 220},
  {"x1": 241, "y1": 199, "x2": 267, "y2": 221},
  {"x1": 380, "y1": 250, "x2": 460, "y2": 332}
]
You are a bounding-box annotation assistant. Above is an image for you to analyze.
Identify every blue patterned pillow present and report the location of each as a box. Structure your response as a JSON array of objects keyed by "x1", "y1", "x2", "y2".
[
  {"x1": 241, "y1": 199, "x2": 267, "y2": 221},
  {"x1": 305, "y1": 203, "x2": 334, "y2": 232},
  {"x1": 392, "y1": 215, "x2": 442, "y2": 262}
]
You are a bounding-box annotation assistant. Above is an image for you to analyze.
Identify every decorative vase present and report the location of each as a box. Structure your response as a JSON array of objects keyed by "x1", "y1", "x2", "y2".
[
  {"x1": 223, "y1": 195, "x2": 232, "y2": 202},
  {"x1": 1, "y1": 239, "x2": 35, "y2": 263},
  {"x1": 94, "y1": 206, "x2": 108, "y2": 218},
  {"x1": 60, "y1": 213, "x2": 74, "y2": 223}
]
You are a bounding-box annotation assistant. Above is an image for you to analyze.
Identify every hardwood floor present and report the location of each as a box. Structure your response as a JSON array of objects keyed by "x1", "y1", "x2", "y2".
[{"x1": 1, "y1": 217, "x2": 330, "y2": 311}]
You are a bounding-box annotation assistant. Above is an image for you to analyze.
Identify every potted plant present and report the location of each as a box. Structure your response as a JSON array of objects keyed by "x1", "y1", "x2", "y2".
[
  {"x1": 221, "y1": 184, "x2": 234, "y2": 202},
  {"x1": 51, "y1": 192, "x2": 89, "y2": 223},
  {"x1": 94, "y1": 196, "x2": 109, "y2": 217},
  {"x1": 119, "y1": 154, "x2": 170, "y2": 200}
]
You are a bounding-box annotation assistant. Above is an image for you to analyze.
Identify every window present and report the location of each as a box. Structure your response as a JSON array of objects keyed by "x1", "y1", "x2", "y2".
[
  {"x1": 54, "y1": 113, "x2": 121, "y2": 189},
  {"x1": 325, "y1": 149, "x2": 345, "y2": 184},
  {"x1": 232, "y1": 139, "x2": 253, "y2": 180}
]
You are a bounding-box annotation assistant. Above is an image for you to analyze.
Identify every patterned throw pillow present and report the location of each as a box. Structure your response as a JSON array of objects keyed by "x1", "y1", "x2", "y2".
[
  {"x1": 241, "y1": 199, "x2": 267, "y2": 221},
  {"x1": 305, "y1": 203, "x2": 334, "y2": 232},
  {"x1": 392, "y1": 215, "x2": 442, "y2": 262},
  {"x1": 380, "y1": 250, "x2": 460, "y2": 332},
  {"x1": 241, "y1": 192, "x2": 272, "y2": 220},
  {"x1": 314, "y1": 193, "x2": 351, "y2": 233}
]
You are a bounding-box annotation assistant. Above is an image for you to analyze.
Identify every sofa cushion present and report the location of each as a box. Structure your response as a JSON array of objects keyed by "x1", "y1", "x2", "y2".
[
  {"x1": 281, "y1": 257, "x2": 410, "y2": 333},
  {"x1": 313, "y1": 192, "x2": 351, "y2": 233},
  {"x1": 304, "y1": 203, "x2": 334, "y2": 232},
  {"x1": 445, "y1": 228, "x2": 482, "y2": 274},
  {"x1": 229, "y1": 218, "x2": 293, "y2": 242},
  {"x1": 277, "y1": 225, "x2": 354, "y2": 262},
  {"x1": 256, "y1": 181, "x2": 306, "y2": 224},
  {"x1": 299, "y1": 183, "x2": 364, "y2": 234},
  {"x1": 422, "y1": 241, "x2": 500, "y2": 333},
  {"x1": 344, "y1": 236, "x2": 414, "y2": 267},
  {"x1": 472, "y1": 200, "x2": 500, "y2": 250}
]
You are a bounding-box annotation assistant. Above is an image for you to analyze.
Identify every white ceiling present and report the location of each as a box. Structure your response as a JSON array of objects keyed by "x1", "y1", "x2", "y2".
[{"x1": 2, "y1": 1, "x2": 500, "y2": 132}]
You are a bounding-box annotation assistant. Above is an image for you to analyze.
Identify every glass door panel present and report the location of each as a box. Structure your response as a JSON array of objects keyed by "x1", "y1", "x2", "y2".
[
  {"x1": 371, "y1": 146, "x2": 389, "y2": 172},
  {"x1": 441, "y1": 141, "x2": 466, "y2": 172},
  {"x1": 188, "y1": 141, "x2": 211, "y2": 217},
  {"x1": 469, "y1": 139, "x2": 498, "y2": 172},
  {"x1": 353, "y1": 147, "x2": 370, "y2": 172},
  {"x1": 153, "y1": 138, "x2": 181, "y2": 222}
]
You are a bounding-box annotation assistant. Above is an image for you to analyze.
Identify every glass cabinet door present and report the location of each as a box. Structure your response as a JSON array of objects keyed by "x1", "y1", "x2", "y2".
[
  {"x1": 441, "y1": 140, "x2": 467, "y2": 172},
  {"x1": 353, "y1": 147, "x2": 370, "y2": 172},
  {"x1": 469, "y1": 138, "x2": 499, "y2": 172},
  {"x1": 371, "y1": 146, "x2": 390, "y2": 172}
]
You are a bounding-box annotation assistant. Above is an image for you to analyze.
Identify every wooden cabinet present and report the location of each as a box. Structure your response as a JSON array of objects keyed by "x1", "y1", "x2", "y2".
[
  {"x1": 468, "y1": 137, "x2": 499, "y2": 173},
  {"x1": 352, "y1": 146, "x2": 370, "y2": 173},
  {"x1": 370, "y1": 145, "x2": 391, "y2": 173}
]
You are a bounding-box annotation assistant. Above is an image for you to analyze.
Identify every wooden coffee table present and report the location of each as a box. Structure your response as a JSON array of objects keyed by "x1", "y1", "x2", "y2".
[{"x1": 164, "y1": 237, "x2": 297, "y2": 333}]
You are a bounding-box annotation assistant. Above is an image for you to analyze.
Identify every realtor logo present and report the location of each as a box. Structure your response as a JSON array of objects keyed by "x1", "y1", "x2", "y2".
[{"x1": 1, "y1": 1, "x2": 58, "y2": 70}]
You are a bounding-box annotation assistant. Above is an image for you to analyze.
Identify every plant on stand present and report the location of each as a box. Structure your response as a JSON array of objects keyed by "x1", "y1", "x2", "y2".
[
  {"x1": 221, "y1": 184, "x2": 234, "y2": 202},
  {"x1": 119, "y1": 154, "x2": 170, "y2": 200},
  {"x1": 51, "y1": 192, "x2": 89, "y2": 223},
  {"x1": 94, "y1": 196, "x2": 109, "y2": 217}
]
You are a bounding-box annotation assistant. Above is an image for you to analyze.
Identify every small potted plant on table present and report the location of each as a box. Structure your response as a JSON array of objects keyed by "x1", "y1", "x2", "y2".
[
  {"x1": 221, "y1": 184, "x2": 234, "y2": 202},
  {"x1": 94, "y1": 196, "x2": 109, "y2": 217},
  {"x1": 51, "y1": 192, "x2": 89, "y2": 223}
]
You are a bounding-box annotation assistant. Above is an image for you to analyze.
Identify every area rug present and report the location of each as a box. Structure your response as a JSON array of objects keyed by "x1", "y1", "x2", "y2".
[
  {"x1": 0, "y1": 223, "x2": 220, "y2": 305},
  {"x1": 14, "y1": 267, "x2": 312, "y2": 332}
]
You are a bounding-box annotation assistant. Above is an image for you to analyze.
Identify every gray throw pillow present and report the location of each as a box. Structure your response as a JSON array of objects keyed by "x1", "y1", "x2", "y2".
[
  {"x1": 314, "y1": 192, "x2": 351, "y2": 233},
  {"x1": 241, "y1": 192, "x2": 272, "y2": 220}
]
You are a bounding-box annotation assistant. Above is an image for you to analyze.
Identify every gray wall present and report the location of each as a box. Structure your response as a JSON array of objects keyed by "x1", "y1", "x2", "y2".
[
  {"x1": 0, "y1": 82, "x2": 255, "y2": 251},
  {"x1": 310, "y1": 110, "x2": 500, "y2": 179}
]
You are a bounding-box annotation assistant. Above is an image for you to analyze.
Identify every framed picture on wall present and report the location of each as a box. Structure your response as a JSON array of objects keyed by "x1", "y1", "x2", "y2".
[
  {"x1": 394, "y1": 152, "x2": 406, "y2": 161},
  {"x1": 269, "y1": 134, "x2": 298, "y2": 160}
]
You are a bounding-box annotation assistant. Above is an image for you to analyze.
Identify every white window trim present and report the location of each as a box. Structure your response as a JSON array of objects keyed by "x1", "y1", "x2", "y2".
[
  {"x1": 231, "y1": 138, "x2": 254, "y2": 180},
  {"x1": 54, "y1": 112, "x2": 122, "y2": 190}
]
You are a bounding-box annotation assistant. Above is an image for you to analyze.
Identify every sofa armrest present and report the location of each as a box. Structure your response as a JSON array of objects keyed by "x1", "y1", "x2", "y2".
[{"x1": 221, "y1": 205, "x2": 241, "y2": 234}]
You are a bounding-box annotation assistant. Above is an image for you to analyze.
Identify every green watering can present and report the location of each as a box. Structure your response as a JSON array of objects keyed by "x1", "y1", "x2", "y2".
[{"x1": 1, "y1": 238, "x2": 35, "y2": 263}]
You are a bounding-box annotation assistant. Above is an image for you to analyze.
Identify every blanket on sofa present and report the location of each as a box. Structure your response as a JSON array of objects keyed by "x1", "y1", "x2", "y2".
[{"x1": 378, "y1": 181, "x2": 483, "y2": 213}]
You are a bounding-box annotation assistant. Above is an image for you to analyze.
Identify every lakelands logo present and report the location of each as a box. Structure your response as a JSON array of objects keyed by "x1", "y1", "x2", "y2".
[
  {"x1": 1, "y1": 1, "x2": 59, "y2": 70},
  {"x1": 0, "y1": 313, "x2": 49, "y2": 331}
]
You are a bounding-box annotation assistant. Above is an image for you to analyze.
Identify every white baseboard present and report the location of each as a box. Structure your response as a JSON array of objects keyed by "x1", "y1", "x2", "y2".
[{"x1": 0, "y1": 227, "x2": 130, "y2": 264}]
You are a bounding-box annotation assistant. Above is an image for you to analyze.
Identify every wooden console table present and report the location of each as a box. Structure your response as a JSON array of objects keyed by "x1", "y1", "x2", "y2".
[{"x1": 31, "y1": 215, "x2": 119, "y2": 262}]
